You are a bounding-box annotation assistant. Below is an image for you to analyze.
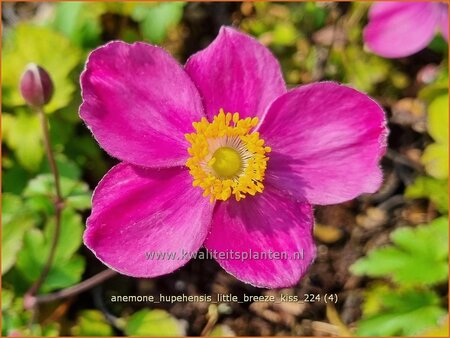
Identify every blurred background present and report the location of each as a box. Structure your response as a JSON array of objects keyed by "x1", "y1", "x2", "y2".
[{"x1": 1, "y1": 1, "x2": 448, "y2": 336}]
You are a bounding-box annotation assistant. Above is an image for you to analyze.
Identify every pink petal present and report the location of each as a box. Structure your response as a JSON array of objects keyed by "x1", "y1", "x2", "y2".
[
  {"x1": 440, "y1": 4, "x2": 448, "y2": 41},
  {"x1": 364, "y1": 2, "x2": 441, "y2": 58},
  {"x1": 368, "y1": 1, "x2": 409, "y2": 18},
  {"x1": 257, "y1": 82, "x2": 387, "y2": 206},
  {"x1": 204, "y1": 186, "x2": 315, "y2": 288},
  {"x1": 185, "y1": 27, "x2": 286, "y2": 121},
  {"x1": 84, "y1": 163, "x2": 214, "y2": 277},
  {"x1": 80, "y1": 41, "x2": 204, "y2": 168}
]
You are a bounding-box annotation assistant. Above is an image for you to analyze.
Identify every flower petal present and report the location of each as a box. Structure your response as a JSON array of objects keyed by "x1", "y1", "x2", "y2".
[
  {"x1": 84, "y1": 163, "x2": 214, "y2": 277},
  {"x1": 364, "y1": 2, "x2": 441, "y2": 58},
  {"x1": 440, "y1": 6, "x2": 448, "y2": 41},
  {"x1": 80, "y1": 41, "x2": 204, "y2": 168},
  {"x1": 185, "y1": 27, "x2": 286, "y2": 121},
  {"x1": 258, "y1": 82, "x2": 387, "y2": 205},
  {"x1": 204, "y1": 186, "x2": 315, "y2": 288}
]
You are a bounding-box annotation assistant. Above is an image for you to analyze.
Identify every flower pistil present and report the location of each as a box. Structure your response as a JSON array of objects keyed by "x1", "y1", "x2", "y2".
[{"x1": 185, "y1": 109, "x2": 271, "y2": 202}]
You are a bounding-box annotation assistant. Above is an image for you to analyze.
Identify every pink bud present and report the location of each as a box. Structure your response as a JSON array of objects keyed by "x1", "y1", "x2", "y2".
[
  {"x1": 23, "y1": 293, "x2": 37, "y2": 310},
  {"x1": 19, "y1": 63, "x2": 54, "y2": 108},
  {"x1": 8, "y1": 330, "x2": 24, "y2": 337}
]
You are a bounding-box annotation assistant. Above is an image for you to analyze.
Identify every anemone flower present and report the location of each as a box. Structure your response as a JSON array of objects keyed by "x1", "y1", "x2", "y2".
[
  {"x1": 80, "y1": 27, "x2": 387, "y2": 288},
  {"x1": 364, "y1": 1, "x2": 448, "y2": 58}
]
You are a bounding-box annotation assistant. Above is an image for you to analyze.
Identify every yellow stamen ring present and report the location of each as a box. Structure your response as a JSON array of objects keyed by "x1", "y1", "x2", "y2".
[{"x1": 185, "y1": 109, "x2": 271, "y2": 202}]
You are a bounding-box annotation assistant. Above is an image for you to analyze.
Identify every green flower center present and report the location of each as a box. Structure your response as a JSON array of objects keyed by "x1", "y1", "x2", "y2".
[{"x1": 211, "y1": 146, "x2": 242, "y2": 178}]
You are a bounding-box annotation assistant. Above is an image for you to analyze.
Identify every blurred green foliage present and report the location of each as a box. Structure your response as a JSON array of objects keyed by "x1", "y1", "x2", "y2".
[
  {"x1": 357, "y1": 285, "x2": 446, "y2": 336},
  {"x1": 2, "y1": 288, "x2": 60, "y2": 336},
  {"x1": 350, "y1": 36, "x2": 448, "y2": 333},
  {"x1": 125, "y1": 309, "x2": 184, "y2": 336},
  {"x1": 208, "y1": 324, "x2": 236, "y2": 336},
  {"x1": 131, "y1": 2, "x2": 185, "y2": 43},
  {"x1": 52, "y1": 2, "x2": 104, "y2": 48},
  {"x1": 405, "y1": 176, "x2": 448, "y2": 213},
  {"x1": 2, "y1": 194, "x2": 36, "y2": 275},
  {"x1": 2, "y1": 24, "x2": 81, "y2": 112},
  {"x1": 421, "y1": 94, "x2": 449, "y2": 179},
  {"x1": 351, "y1": 217, "x2": 448, "y2": 336},
  {"x1": 241, "y1": 2, "x2": 409, "y2": 95},
  {"x1": 352, "y1": 217, "x2": 448, "y2": 286},
  {"x1": 1, "y1": 1, "x2": 448, "y2": 336},
  {"x1": 16, "y1": 208, "x2": 86, "y2": 293},
  {"x1": 2, "y1": 111, "x2": 44, "y2": 171},
  {"x1": 71, "y1": 310, "x2": 114, "y2": 336}
]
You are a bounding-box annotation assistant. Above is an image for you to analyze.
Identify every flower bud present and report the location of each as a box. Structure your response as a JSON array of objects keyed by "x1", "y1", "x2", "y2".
[{"x1": 19, "y1": 63, "x2": 54, "y2": 108}]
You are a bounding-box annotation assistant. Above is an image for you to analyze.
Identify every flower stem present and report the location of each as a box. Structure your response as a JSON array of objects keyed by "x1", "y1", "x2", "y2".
[
  {"x1": 35, "y1": 269, "x2": 117, "y2": 304},
  {"x1": 23, "y1": 109, "x2": 116, "y2": 309},
  {"x1": 38, "y1": 106, "x2": 63, "y2": 199},
  {"x1": 25, "y1": 107, "x2": 64, "y2": 303}
]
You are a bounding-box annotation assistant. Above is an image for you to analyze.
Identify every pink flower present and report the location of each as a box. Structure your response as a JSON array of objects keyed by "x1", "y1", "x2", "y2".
[
  {"x1": 80, "y1": 27, "x2": 387, "y2": 288},
  {"x1": 364, "y1": 2, "x2": 448, "y2": 58}
]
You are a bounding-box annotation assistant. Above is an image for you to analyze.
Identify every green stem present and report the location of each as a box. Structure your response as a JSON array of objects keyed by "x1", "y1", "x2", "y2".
[
  {"x1": 25, "y1": 107, "x2": 64, "y2": 304},
  {"x1": 35, "y1": 269, "x2": 117, "y2": 304}
]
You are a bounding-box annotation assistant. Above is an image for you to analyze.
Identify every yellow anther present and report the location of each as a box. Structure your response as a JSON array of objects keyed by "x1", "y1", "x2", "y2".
[
  {"x1": 207, "y1": 157, "x2": 216, "y2": 167},
  {"x1": 233, "y1": 112, "x2": 240, "y2": 123}
]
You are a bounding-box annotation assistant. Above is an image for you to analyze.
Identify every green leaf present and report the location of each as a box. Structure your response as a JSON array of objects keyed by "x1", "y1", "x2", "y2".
[
  {"x1": 53, "y1": 2, "x2": 85, "y2": 39},
  {"x1": 71, "y1": 310, "x2": 114, "y2": 336},
  {"x1": 65, "y1": 135, "x2": 109, "y2": 179},
  {"x1": 1, "y1": 292, "x2": 33, "y2": 336},
  {"x1": 52, "y1": 2, "x2": 103, "y2": 48},
  {"x1": 360, "y1": 283, "x2": 392, "y2": 316},
  {"x1": 1, "y1": 289, "x2": 14, "y2": 311},
  {"x1": 41, "y1": 323, "x2": 60, "y2": 337},
  {"x1": 419, "y1": 69, "x2": 449, "y2": 102},
  {"x1": 132, "y1": 2, "x2": 185, "y2": 44},
  {"x1": 428, "y1": 94, "x2": 449, "y2": 144},
  {"x1": 104, "y1": 2, "x2": 140, "y2": 16},
  {"x1": 392, "y1": 218, "x2": 448, "y2": 260},
  {"x1": 24, "y1": 174, "x2": 92, "y2": 213},
  {"x1": 209, "y1": 324, "x2": 235, "y2": 336},
  {"x1": 422, "y1": 142, "x2": 449, "y2": 181},
  {"x1": 41, "y1": 255, "x2": 85, "y2": 292},
  {"x1": 2, "y1": 111, "x2": 44, "y2": 171},
  {"x1": 44, "y1": 209, "x2": 83, "y2": 262},
  {"x1": 422, "y1": 94, "x2": 449, "y2": 179},
  {"x1": 421, "y1": 318, "x2": 449, "y2": 336},
  {"x1": 2, "y1": 193, "x2": 22, "y2": 225},
  {"x1": 40, "y1": 154, "x2": 82, "y2": 180},
  {"x1": 16, "y1": 209, "x2": 86, "y2": 293},
  {"x1": 332, "y1": 46, "x2": 391, "y2": 93},
  {"x1": 1, "y1": 288, "x2": 60, "y2": 336},
  {"x1": 351, "y1": 217, "x2": 448, "y2": 286},
  {"x1": 357, "y1": 288, "x2": 446, "y2": 336},
  {"x1": 2, "y1": 24, "x2": 81, "y2": 112},
  {"x1": 1, "y1": 194, "x2": 36, "y2": 274},
  {"x1": 125, "y1": 309, "x2": 184, "y2": 336},
  {"x1": 272, "y1": 23, "x2": 298, "y2": 46},
  {"x1": 2, "y1": 159, "x2": 31, "y2": 194},
  {"x1": 405, "y1": 176, "x2": 448, "y2": 213},
  {"x1": 428, "y1": 35, "x2": 449, "y2": 55},
  {"x1": 303, "y1": 2, "x2": 327, "y2": 29},
  {"x1": 1, "y1": 213, "x2": 35, "y2": 275}
]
